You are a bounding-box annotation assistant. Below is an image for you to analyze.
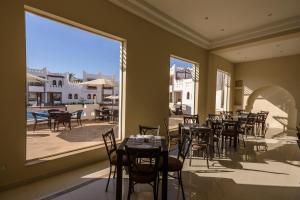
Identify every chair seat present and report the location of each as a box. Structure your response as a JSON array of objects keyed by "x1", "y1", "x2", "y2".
[
  {"x1": 159, "y1": 156, "x2": 183, "y2": 172},
  {"x1": 222, "y1": 131, "x2": 236, "y2": 137},
  {"x1": 130, "y1": 164, "x2": 157, "y2": 183},
  {"x1": 110, "y1": 151, "x2": 128, "y2": 165}
]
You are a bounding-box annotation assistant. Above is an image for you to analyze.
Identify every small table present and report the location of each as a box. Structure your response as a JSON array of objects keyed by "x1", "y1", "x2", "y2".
[
  {"x1": 48, "y1": 111, "x2": 70, "y2": 131},
  {"x1": 116, "y1": 137, "x2": 168, "y2": 200}
]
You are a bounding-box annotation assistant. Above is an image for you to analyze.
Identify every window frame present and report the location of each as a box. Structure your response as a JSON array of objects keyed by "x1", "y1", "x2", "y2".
[{"x1": 24, "y1": 6, "x2": 127, "y2": 162}]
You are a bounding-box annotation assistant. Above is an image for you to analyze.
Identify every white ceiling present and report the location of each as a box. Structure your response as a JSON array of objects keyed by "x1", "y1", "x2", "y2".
[
  {"x1": 110, "y1": 0, "x2": 300, "y2": 62},
  {"x1": 213, "y1": 32, "x2": 300, "y2": 63},
  {"x1": 143, "y1": 0, "x2": 300, "y2": 41}
]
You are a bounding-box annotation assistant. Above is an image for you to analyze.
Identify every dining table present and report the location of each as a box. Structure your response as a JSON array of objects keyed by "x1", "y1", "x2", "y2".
[{"x1": 116, "y1": 135, "x2": 168, "y2": 200}]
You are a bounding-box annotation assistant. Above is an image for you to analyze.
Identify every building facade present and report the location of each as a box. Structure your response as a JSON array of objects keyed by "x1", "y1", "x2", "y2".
[
  {"x1": 169, "y1": 64, "x2": 195, "y2": 115},
  {"x1": 27, "y1": 67, "x2": 119, "y2": 106}
]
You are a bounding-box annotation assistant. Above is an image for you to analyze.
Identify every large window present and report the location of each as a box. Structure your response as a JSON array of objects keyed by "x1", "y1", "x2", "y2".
[
  {"x1": 216, "y1": 70, "x2": 231, "y2": 112},
  {"x1": 168, "y1": 56, "x2": 198, "y2": 130},
  {"x1": 25, "y1": 11, "x2": 124, "y2": 161}
]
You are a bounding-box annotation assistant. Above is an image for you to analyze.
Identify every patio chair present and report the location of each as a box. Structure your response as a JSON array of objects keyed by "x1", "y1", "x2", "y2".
[
  {"x1": 53, "y1": 112, "x2": 72, "y2": 131},
  {"x1": 183, "y1": 114, "x2": 199, "y2": 124},
  {"x1": 71, "y1": 110, "x2": 83, "y2": 126},
  {"x1": 94, "y1": 108, "x2": 110, "y2": 121},
  {"x1": 102, "y1": 129, "x2": 127, "y2": 192},
  {"x1": 32, "y1": 112, "x2": 49, "y2": 131},
  {"x1": 159, "y1": 134, "x2": 192, "y2": 200},
  {"x1": 139, "y1": 125, "x2": 160, "y2": 136},
  {"x1": 125, "y1": 146, "x2": 161, "y2": 200}
]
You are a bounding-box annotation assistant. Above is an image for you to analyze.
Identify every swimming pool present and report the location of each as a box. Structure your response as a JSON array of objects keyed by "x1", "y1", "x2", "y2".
[{"x1": 27, "y1": 111, "x2": 49, "y2": 121}]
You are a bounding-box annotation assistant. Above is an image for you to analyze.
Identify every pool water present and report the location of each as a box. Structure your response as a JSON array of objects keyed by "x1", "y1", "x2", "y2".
[{"x1": 27, "y1": 111, "x2": 49, "y2": 121}]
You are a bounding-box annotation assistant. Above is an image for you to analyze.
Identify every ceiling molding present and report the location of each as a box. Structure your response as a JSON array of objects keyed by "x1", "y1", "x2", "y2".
[
  {"x1": 109, "y1": 0, "x2": 210, "y2": 49},
  {"x1": 110, "y1": 0, "x2": 300, "y2": 50},
  {"x1": 211, "y1": 16, "x2": 300, "y2": 48}
]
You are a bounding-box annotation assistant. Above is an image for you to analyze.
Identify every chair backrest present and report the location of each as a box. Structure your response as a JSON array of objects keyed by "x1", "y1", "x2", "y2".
[
  {"x1": 222, "y1": 120, "x2": 238, "y2": 133},
  {"x1": 102, "y1": 129, "x2": 117, "y2": 164},
  {"x1": 47, "y1": 109, "x2": 60, "y2": 114},
  {"x1": 183, "y1": 114, "x2": 199, "y2": 124},
  {"x1": 139, "y1": 125, "x2": 160, "y2": 136},
  {"x1": 177, "y1": 134, "x2": 192, "y2": 165},
  {"x1": 112, "y1": 110, "x2": 118, "y2": 117},
  {"x1": 125, "y1": 146, "x2": 161, "y2": 182},
  {"x1": 246, "y1": 113, "x2": 257, "y2": 125},
  {"x1": 31, "y1": 112, "x2": 38, "y2": 121},
  {"x1": 208, "y1": 114, "x2": 220, "y2": 120},
  {"x1": 75, "y1": 110, "x2": 83, "y2": 119}
]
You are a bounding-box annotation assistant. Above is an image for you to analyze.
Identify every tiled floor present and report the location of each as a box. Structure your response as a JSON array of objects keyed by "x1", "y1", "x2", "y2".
[{"x1": 1, "y1": 128, "x2": 300, "y2": 200}]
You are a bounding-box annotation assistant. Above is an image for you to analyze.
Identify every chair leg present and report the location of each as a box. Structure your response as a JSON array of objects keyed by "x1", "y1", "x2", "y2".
[
  {"x1": 189, "y1": 148, "x2": 192, "y2": 166},
  {"x1": 127, "y1": 178, "x2": 132, "y2": 200},
  {"x1": 113, "y1": 166, "x2": 116, "y2": 179},
  {"x1": 33, "y1": 122, "x2": 37, "y2": 131},
  {"x1": 105, "y1": 165, "x2": 112, "y2": 192},
  {"x1": 216, "y1": 141, "x2": 221, "y2": 157},
  {"x1": 153, "y1": 180, "x2": 157, "y2": 200},
  {"x1": 206, "y1": 146, "x2": 209, "y2": 168},
  {"x1": 178, "y1": 171, "x2": 185, "y2": 200}
]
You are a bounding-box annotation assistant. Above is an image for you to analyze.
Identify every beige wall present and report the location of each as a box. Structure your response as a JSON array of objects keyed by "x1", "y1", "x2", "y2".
[
  {"x1": 207, "y1": 54, "x2": 235, "y2": 114},
  {"x1": 235, "y1": 54, "x2": 300, "y2": 128},
  {"x1": 0, "y1": 0, "x2": 212, "y2": 188}
]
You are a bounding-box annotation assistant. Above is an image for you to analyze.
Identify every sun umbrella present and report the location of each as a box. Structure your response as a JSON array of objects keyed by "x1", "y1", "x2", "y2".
[
  {"x1": 27, "y1": 73, "x2": 48, "y2": 83},
  {"x1": 80, "y1": 78, "x2": 117, "y2": 105},
  {"x1": 79, "y1": 78, "x2": 115, "y2": 86}
]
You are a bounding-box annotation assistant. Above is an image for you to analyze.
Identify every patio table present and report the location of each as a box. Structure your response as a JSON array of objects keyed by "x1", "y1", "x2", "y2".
[
  {"x1": 116, "y1": 136, "x2": 168, "y2": 200},
  {"x1": 48, "y1": 111, "x2": 69, "y2": 131}
]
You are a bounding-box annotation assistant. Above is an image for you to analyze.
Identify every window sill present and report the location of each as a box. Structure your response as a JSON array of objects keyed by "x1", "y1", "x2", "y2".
[{"x1": 25, "y1": 139, "x2": 123, "y2": 166}]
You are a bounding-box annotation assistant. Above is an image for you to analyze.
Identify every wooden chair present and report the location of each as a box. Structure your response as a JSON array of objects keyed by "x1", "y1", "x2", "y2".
[
  {"x1": 125, "y1": 146, "x2": 161, "y2": 200},
  {"x1": 139, "y1": 125, "x2": 160, "y2": 136},
  {"x1": 102, "y1": 129, "x2": 127, "y2": 192}
]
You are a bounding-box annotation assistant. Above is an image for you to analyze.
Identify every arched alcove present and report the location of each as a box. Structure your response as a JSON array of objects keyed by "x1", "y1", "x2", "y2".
[{"x1": 245, "y1": 85, "x2": 297, "y2": 130}]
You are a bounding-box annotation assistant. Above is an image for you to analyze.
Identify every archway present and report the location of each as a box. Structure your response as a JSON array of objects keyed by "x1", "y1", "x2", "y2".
[{"x1": 245, "y1": 85, "x2": 297, "y2": 130}]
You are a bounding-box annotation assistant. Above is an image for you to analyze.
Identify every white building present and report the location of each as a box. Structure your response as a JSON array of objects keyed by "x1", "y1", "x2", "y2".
[
  {"x1": 169, "y1": 64, "x2": 195, "y2": 115},
  {"x1": 27, "y1": 67, "x2": 119, "y2": 106}
]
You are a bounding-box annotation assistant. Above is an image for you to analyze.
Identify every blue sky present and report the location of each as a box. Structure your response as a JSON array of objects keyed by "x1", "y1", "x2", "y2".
[
  {"x1": 170, "y1": 57, "x2": 194, "y2": 68},
  {"x1": 25, "y1": 12, "x2": 121, "y2": 79},
  {"x1": 25, "y1": 12, "x2": 193, "y2": 79}
]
